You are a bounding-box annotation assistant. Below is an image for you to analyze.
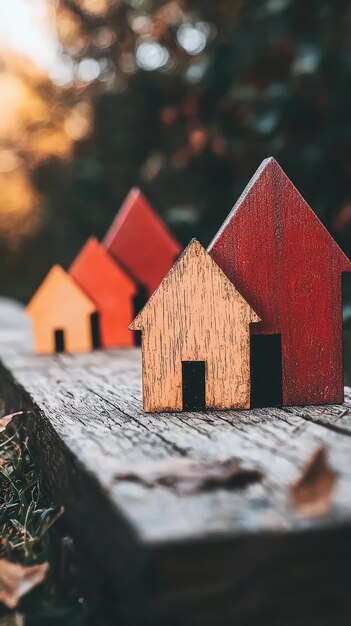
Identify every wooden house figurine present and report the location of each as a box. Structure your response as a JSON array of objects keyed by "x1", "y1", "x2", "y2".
[
  {"x1": 104, "y1": 188, "x2": 181, "y2": 299},
  {"x1": 69, "y1": 237, "x2": 136, "y2": 348},
  {"x1": 209, "y1": 157, "x2": 351, "y2": 407},
  {"x1": 130, "y1": 239, "x2": 260, "y2": 412},
  {"x1": 26, "y1": 265, "x2": 96, "y2": 354}
]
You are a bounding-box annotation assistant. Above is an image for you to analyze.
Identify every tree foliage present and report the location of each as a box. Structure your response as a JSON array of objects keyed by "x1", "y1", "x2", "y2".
[{"x1": 1, "y1": 0, "x2": 351, "y2": 300}]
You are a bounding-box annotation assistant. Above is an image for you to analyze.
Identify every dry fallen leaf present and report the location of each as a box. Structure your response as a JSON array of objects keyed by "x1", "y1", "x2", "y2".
[
  {"x1": 0, "y1": 413, "x2": 24, "y2": 434},
  {"x1": 290, "y1": 446, "x2": 337, "y2": 518},
  {"x1": 0, "y1": 560, "x2": 49, "y2": 609},
  {"x1": 115, "y1": 457, "x2": 263, "y2": 495}
]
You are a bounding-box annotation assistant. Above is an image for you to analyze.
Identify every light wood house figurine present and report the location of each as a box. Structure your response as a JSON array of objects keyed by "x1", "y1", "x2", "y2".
[{"x1": 129, "y1": 239, "x2": 260, "y2": 412}]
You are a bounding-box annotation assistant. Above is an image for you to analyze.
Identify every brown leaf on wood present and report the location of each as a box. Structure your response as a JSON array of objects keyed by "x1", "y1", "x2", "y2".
[
  {"x1": 0, "y1": 560, "x2": 49, "y2": 609},
  {"x1": 115, "y1": 458, "x2": 263, "y2": 495},
  {"x1": 290, "y1": 447, "x2": 337, "y2": 518},
  {"x1": 0, "y1": 413, "x2": 24, "y2": 434}
]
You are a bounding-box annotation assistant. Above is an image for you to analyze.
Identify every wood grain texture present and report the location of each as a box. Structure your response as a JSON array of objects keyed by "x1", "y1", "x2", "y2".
[
  {"x1": 103, "y1": 188, "x2": 181, "y2": 297},
  {"x1": 26, "y1": 265, "x2": 96, "y2": 354},
  {"x1": 69, "y1": 237, "x2": 136, "y2": 348},
  {"x1": 130, "y1": 240, "x2": 260, "y2": 412},
  {"x1": 1, "y1": 300, "x2": 351, "y2": 625},
  {"x1": 209, "y1": 157, "x2": 351, "y2": 407}
]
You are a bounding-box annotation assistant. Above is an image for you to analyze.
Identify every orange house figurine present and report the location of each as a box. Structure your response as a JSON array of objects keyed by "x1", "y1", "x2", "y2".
[
  {"x1": 26, "y1": 265, "x2": 97, "y2": 354},
  {"x1": 104, "y1": 188, "x2": 181, "y2": 299},
  {"x1": 130, "y1": 239, "x2": 260, "y2": 412},
  {"x1": 69, "y1": 237, "x2": 136, "y2": 348}
]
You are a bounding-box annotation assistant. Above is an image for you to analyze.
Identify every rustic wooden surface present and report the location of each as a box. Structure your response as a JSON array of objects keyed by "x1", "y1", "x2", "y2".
[
  {"x1": 131, "y1": 239, "x2": 260, "y2": 411},
  {"x1": 103, "y1": 188, "x2": 181, "y2": 296},
  {"x1": 1, "y1": 300, "x2": 351, "y2": 625},
  {"x1": 26, "y1": 265, "x2": 96, "y2": 354},
  {"x1": 209, "y1": 157, "x2": 351, "y2": 406},
  {"x1": 70, "y1": 237, "x2": 136, "y2": 348}
]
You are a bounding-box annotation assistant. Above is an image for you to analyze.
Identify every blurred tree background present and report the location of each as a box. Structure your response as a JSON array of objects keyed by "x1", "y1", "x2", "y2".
[{"x1": 1, "y1": 0, "x2": 351, "y2": 308}]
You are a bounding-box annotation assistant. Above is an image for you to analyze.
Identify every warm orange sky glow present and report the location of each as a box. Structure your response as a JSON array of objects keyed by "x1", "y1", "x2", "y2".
[
  {"x1": 0, "y1": 0, "x2": 59, "y2": 70},
  {"x1": 0, "y1": 2, "x2": 82, "y2": 245}
]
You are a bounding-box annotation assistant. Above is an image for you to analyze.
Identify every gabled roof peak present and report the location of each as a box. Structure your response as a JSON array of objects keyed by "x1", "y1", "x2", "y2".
[
  {"x1": 26, "y1": 264, "x2": 95, "y2": 316},
  {"x1": 208, "y1": 157, "x2": 351, "y2": 271},
  {"x1": 69, "y1": 236, "x2": 137, "y2": 300},
  {"x1": 130, "y1": 239, "x2": 201, "y2": 327},
  {"x1": 103, "y1": 187, "x2": 182, "y2": 293},
  {"x1": 129, "y1": 239, "x2": 259, "y2": 330},
  {"x1": 104, "y1": 188, "x2": 158, "y2": 246},
  {"x1": 208, "y1": 157, "x2": 280, "y2": 248}
]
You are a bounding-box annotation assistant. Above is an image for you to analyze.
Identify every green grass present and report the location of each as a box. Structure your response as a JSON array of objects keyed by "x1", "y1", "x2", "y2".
[
  {"x1": 0, "y1": 416, "x2": 87, "y2": 625},
  {"x1": 0, "y1": 425, "x2": 59, "y2": 563}
]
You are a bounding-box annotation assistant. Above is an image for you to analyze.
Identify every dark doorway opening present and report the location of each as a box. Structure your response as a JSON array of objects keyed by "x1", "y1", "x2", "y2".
[
  {"x1": 182, "y1": 361, "x2": 206, "y2": 411},
  {"x1": 343, "y1": 272, "x2": 351, "y2": 388},
  {"x1": 91, "y1": 312, "x2": 102, "y2": 350},
  {"x1": 54, "y1": 329, "x2": 65, "y2": 353},
  {"x1": 250, "y1": 334, "x2": 282, "y2": 408},
  {"x1": 133, "y1": 284, "x2": 148, "y2": 347}
]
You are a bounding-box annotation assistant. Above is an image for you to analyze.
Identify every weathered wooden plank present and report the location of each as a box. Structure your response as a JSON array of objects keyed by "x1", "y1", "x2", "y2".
[{"x1": 0, "y1": 300, "x2": 351, "y2": 625}]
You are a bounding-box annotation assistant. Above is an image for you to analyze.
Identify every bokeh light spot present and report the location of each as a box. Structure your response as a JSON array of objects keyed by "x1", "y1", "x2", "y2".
[
  {"x1": 64, "y1": 102, "x2": 93, "y2": 141},
  {"x1": 81, "y1": 0, "x2": 109, "y2": 16},
  {"x1": 136, "y1": 41, "x2": 169, "y2": 71},
  {"x1": 177, "y1": 24, "x2": 207, "y2": 55},
  {"x1": 77, "y1": 58, "x2": 101, "y2": 82},
  {"x1": 49, "y1": 55, "x2": 74, "y2": 86}
]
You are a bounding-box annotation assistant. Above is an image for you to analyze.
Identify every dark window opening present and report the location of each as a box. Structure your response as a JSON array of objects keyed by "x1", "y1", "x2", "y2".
[
  {"x1": 250, "y1": 334, "x2": 282, "y2": 408},
  {"x1": 54, "y1": 329, "x2": 65, "y2": 353},
  {"x1": 182, "y1": 361, "x2": 206, "y2": 411},
  {"x1": 91, "y1": 311, "x2": 101, "y2": 350},
  {"x1": 133, "y1": 284, "x2": 148, "y2": 347},
  {"x1": 342, "y1": 272, "x2": 351, "y2": 387}
]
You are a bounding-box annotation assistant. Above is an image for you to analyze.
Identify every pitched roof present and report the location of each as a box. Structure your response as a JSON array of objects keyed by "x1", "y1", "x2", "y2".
[
  {"x1": 103, "y1": 188, "x2": 181, "y2": 293},
  {"x1": 130, "y1": 239, "x2": 259, "y2": 330},
  {"x1": 209, "y1": 157, "x2": 351, "y2": 271},
  {"x1": 26, "y1": 265, "x2": 95, "y2": 318},
  {"x1": 69, "y1": 237, "x2": 136, "y2": 309}
]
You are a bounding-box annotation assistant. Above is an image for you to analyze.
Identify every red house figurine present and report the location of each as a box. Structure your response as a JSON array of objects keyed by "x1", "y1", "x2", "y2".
[
  {"x1": 70, "y1": 237, "x2": 136, "y2": 348},
  {"x1": 103, "y1": 188, "x2": 181, "y2": 297},
  {"x1": 209, "y1": 157, "x2": 351, "y2": 407}
]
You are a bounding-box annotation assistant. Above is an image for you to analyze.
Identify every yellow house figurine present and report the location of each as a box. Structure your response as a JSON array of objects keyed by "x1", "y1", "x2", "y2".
[{"x1": 26, "y1": 265, "x2": 97, "y2": 354}]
